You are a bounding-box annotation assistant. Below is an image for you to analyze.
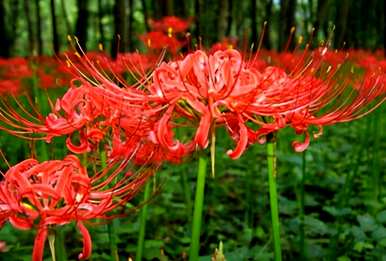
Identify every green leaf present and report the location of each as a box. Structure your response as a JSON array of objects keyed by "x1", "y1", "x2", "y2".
[
  {"x1": 323, "y1": 206, "x2": 351, "y2": 217},
  {"x1": 304, "y1": 216, "x2": 329, "y2": 236},
  {"x1": 351, "y1": 226, "x2": 367, "y2": 241},
  {"x1": 353, "y1": 241, "x2": 374, "y2": 252},
  {"x1": 357, "y1": 215, "x2": 376, "y2": 232},
  {"x1": 376, "y1": 210, "x2": 386, "y2": 224},
  {"x1": 371, "y1": 226, "x2": 386, "y2": 241}
]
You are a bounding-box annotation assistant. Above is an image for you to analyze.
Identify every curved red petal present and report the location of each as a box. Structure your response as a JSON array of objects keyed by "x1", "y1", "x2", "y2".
[
  {"x1": 77, "y1": 221, "x2": 92, "y2": 260},
  {"x1": 226, "y1": 119, "x2": 248, "y2": 159},
  {"x1": 32, "y1": 227, "x2": 48, "y2": 261},
  {"x1": 292, "y1": 131, "x2": 310, "y2": 152}
]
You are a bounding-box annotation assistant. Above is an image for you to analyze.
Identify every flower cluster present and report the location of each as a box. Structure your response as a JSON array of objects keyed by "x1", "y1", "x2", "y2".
[
  {"x1": 0, "y1": 154, "x2": 154, "y2": 260},
  {"x1": 0, "y1": 16, "x2": 385, "y2": 260},
  {"x1": 140, "y1": 16, "x2": 191, "y2": 55}
]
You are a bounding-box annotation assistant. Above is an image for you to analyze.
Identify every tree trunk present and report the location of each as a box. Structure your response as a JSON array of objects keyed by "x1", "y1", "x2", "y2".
[
  {"x1": 10, "y1": 0, "x2": 20, "y2": 46},
  {"x1": 141, "y1": 0, "x2": 150, "y2": 32},
  {"x1": 154, "y1": 0, "x2": 172, "y2": 18},
  {"x1": 35, "y1": 0, "x2": 43, "y2": 55},
  {"x1": 61, "y1": 0, "x2": 72, "y2": 36},
  {"x1": 97, "y1": 0, "x2": 105, "y2": 47},
  {"x1": 75, "y1": 0, "x2": 89, "y2": 52},
  {"x1": 334, "y1": 0, "x2": 349, "y2": 48},
  {"x1": 279, "y1": 0, "x2": 297, "y2": 51},
  {"x1": 262, "y1": 0, "x2": 273, "y2": 50},
  {"x1": 313, "y1": 0, "x2": 329, "y2": 42},
  {"x1": 0, "y1": 0, "x2": 11, "y2": 57},
  {"x1": 226, "y1": 0, "x2": 233, "y2": 36},
  {"x1": 128, "y1": 0, "x2": 133, "y2": 50},
  {"x1": 50, "y1": 0, "x2": 60, "y2": 55},
  {"x1": 24, "y1": 0, "x2": 36, "y2": 56},
  {"x1": 383, "y1": 0, "x2": 386, "y2": 54},
  {"x1": 194, "y1": 0, "x2": 202, "y2": 45},
  {"x1": 218, "y1": 0, "x2": 229, "y2": 41},
  {"x1": 175, "y1": 0, "x2": 187, "y2": 17},
  {"x1": 250, "y1": 0, "x2": 258, "y2": 51},
  {"x1": 111, "y1": 0, "x2": 128, "y2": 58}
]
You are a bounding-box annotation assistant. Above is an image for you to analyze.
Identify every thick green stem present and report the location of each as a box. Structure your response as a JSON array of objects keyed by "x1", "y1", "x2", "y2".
[
  {"x1": 267, "y1": 141, "x2": 282, "y2": 261},
  {"x1": 299, "y1": 151, "x2": 306, "y2": 260},
  {"x1": 136, "y1": 182, "x2": 151, "y2": 261},
  {"x1": 189, "y1": 156, "x2": 208, "y2": 261}
]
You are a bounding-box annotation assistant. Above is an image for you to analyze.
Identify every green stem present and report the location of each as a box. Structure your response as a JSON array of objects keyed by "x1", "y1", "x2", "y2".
[
  {"x1": 189, "y1": 156, "x2": 208, "y2": 261},
  {"x1": 267, "y1": 141, "x2": 282, "y2": 261},
  {"x1": 136, "y1": 182, "x2": 151, "y2": 261},
  {"x1": 48, "y1": 231, "x2": 56, "y2": 261},
  {"x1": 55, "y1": 227, "x2": 67, "y2": 261},
  {"x1": 299, "y1": 151, "x2": 306, "y2": 260},
  {"x1": 100, "y1": 150, "x2": 118, "y2": 261},
  {"x1": 31, "y1": 67, "x2": 49, "y2": 162}
]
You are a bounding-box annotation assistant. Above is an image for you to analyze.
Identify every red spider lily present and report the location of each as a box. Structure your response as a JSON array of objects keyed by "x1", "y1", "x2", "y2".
[
  {"x1": 0, "y1": 155, "x2": 155, "y2": 261},
  {"x1": 140, "y1": 31, "x2": 184, "y2": 54},
  {"x1": 148, "y1": 49, "x2": 263, "y2": 159},
  {"x1": 0, "y1": 57, "x2": 33, "y2": 79},
  {"x1": 247, "y1": 58, "x2": 386, "y2": 152},
  {"x1": 0, "y1": 72, "x2": 187, "y2": 164},
  {"x1": 149, "y1": 16, "x2": 191, "y2": 34},
  {"x1": 112, "y1": 52, "x2": 157, "y2": 75},
  {"x1": 0, "y1": 79, "x2": 21, "y2": 96},
  {"x1": 209, "y1": 37, "x2": 238, "y2": 54}
]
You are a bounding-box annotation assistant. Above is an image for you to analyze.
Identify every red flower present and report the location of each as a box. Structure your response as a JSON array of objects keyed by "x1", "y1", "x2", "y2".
[
  {"x1": 0, "y1": 79, "x2": 21, "y2": 95},
  {"x1": 150, "y1": 49, "x2": 261, "y2": 158},
  {"x1": 149, "y1": 16, "x2": 191, "y2": 34},
  {"x1": 0, "y1": 155, "x2": 154, "y2": 261},
  {"x1": 140, "y1": 31, "x2": 184, "y2": 54}
]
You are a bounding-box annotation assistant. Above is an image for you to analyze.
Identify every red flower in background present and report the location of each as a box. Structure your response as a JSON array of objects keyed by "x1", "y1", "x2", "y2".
[
  {"x1": 209, "y1": 37, "x2": 238, "y2": 54},
  {"x1": 149, "y1": 16, "x2": 191, "y2": 34},
  {"x1": 0, "y1": 57, "x2": 33, "y2": 79},
  {"x1": 140, "y1": 16, "x2": 191, "y2": 55},
  {"x1": 0, "y1": 79, "x2": 21, "y2": 95},
  {"x1": 140, "y1": 31, "x2": 185, "y2": 54}
]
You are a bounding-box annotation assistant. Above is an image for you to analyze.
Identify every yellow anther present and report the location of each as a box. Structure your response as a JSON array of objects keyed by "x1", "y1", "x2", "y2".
[
  {"x1": 21, "y1": 202, "x2": 34, "y2": 210},
  {"x1": 298, "y1": 36, "x2": 303, "y2": 44},
  {"x1": 168, "y1": 27, "x2": 173, "y2": 38}
]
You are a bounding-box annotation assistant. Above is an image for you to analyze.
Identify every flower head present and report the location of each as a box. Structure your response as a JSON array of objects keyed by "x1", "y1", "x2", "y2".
[{"x1": 0, "y1": 154, "x2": 154, "y2": 260}]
